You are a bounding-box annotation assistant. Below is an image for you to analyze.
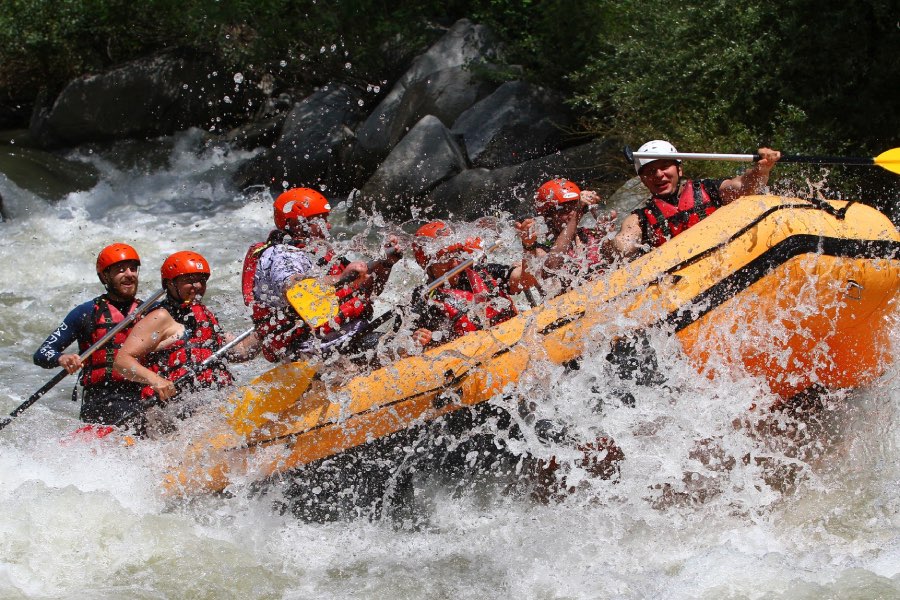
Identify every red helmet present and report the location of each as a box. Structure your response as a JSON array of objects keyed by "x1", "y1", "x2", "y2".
[
  {"x1": 413, "y1": 220, "x2": 481, "y2": 269},
  {"x1": 160, "y1": 251, "x2": 210, "y2": 281},
  {"x1": 274, "y1": 187, "x2": 331, "y2": 229},
  {"x1": 536, "y1": 178, "x2": 581, "y2": 214},
  {"x1": 96, "y1": 243, "x2": 140, "y2": 274}
]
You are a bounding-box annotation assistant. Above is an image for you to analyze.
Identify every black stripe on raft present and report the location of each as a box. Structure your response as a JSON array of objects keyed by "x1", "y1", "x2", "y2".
[{"x1": 664, "y1": 235, "x2": 900, "y2": 332}]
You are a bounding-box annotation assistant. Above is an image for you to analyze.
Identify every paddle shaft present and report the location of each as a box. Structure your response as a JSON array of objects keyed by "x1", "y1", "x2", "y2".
[
  {"x1": 0, "y1": 288, "x2": 166, "y2": 432},
  {"x1": 631, "y1": 150, "x2": 876, "y2": 168}
]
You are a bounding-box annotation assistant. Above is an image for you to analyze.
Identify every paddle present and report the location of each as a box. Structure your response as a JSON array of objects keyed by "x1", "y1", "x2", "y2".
[
  {"x1": 227, "y1": 241, "x2": 503, "y2": 435},
  {"x1": 624, "y1": 146, "x2": 900, "y2": 175},
  {"x1": 285, "y1": 253, "x2": 400, "y2": 329},
  {"x1": 110, "y1": 326, "x2": 256, "y2": 429},
  {"x1": 0, "y1": 288, "x2": 166, "y2": 432},
  {"x1": 286, "y1": 278, "x2": 339, "y2": 328}
]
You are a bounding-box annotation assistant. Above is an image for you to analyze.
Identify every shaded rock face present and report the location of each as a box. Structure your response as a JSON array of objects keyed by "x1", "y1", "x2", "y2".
[
  {"x1": 263, "y1": 84, "x2": 367, "y2": 195},
  {"x1": 358, "y1": 116, "x2": 468, "y2": 220},
  {"x1": 451, "y1": 81, "x2": 575, "y2": 169},
  {"x1": 350, "y1": 19, "x2": 503, "y2": 175},
  {"x1": 30, "y1": 52, "x2": 264, "y2": 148},
  {"x1": 389, "y1": 66, "x2": 502, "y2": 151},
  {"x1": 606, "y1": 177, "x2": 650, "y2": 217},
  {"x1": 0, "y1": 146, "x2": 99, "y2": 202},
  {"x1": 426, "y1": 138, "x2": 624, "y2": 220}
]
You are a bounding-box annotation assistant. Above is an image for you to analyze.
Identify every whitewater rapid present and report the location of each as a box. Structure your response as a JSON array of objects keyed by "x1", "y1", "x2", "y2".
[{"x1": 1, "y1": 131, "x2": 898, "y2": 599}]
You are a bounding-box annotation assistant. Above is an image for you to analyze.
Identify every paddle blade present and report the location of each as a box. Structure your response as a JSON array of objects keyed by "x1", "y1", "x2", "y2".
[
  {"x1": 287, "y1": 278, "x2": 339, "y2": 328},
  {"x1": 226, "y1": 361, "x2": 319, "y2": 436},
  {"x1": 874, "y1": 148, "x2": 900, "y2": 175}
]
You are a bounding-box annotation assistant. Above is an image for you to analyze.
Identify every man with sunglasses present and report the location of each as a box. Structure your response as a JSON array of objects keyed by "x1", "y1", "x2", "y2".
[{"x1": 33, "y1": 243, "x2": 147, "y2": 425}]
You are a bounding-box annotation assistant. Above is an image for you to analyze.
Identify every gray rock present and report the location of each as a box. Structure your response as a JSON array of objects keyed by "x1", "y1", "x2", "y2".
[
  {"x1": 358, "y1": 115, "x2": 468, "y2": 220},
  {"x1": 220, "y1": 114, "x2": 286, "y2": 151},
  {"x1": 268, "y1": 84, "x2": 367, "y2": 194},
  {"x1": 350, "y1": 19, "x2": 502, "y2": 175},
  {"x1": 425, "y1": 166, "x2": 521, "y2": 220},
  {"x1": 30, "y1": 52, "x2": 264, "y2": 148},
  {"x1": 606, "y1": 176, "x2": 650, "y2": 217},
  {"x1": 452, "y1": 81, "x2": 575, "y2": 168},
  {"x1": 0, "y1": 146, "x2": 99, "y2": 201},
  {"x1": 389, "y1": 65, "x2": 502, "y2": 149}
]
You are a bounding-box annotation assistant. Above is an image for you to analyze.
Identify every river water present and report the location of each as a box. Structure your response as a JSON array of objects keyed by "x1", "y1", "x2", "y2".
[{"x1": 1, "y1": 132, "x2": 898, "y2": 599}]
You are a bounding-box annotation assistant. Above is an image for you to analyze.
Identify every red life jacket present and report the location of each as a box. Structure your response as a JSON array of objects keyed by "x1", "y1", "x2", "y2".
[
  {"x1": 636, "y1": 180, "x2": 718, "y2": 248},
  {"x1": 241, "y1": 233, "x2": 374, "y2": 362},
  {"x1": 568, "y1": 228, "x2": 607, "y2": 276},
  {"x1": 426, "y1": 267, "x2": 517, "y2": 339},
  {"x1": 140, "y1": 300, "x2": 233, "y2": 400},
  {"x1": 78, "y1": 295, "x2": 142, "y2": 388}
]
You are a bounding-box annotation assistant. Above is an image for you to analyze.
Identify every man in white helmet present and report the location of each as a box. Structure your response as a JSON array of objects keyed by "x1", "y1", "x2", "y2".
[{"x1": 612, "y1": 140, "x2": 781, "y2": 256}]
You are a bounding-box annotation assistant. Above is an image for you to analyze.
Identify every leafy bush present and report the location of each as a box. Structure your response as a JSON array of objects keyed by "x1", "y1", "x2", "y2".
[{"x1": 570, "y1": 0, "x2": 900, "y2": 190}]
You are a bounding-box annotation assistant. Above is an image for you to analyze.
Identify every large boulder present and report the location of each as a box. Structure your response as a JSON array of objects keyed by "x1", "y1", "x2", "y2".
[
  {"x1": 388, "y1": 65, "x2": 503, "y2": 151},
  {"x1": 349, "y1": 19, "x2": 502, "y2": 177},
  {"x1": 0, "y1": 146, "x2": 99, "y2": 202},
  {"x1": 606, "y1": 176, "x2": 650, "y2": 217},
  {"x1": 357, "y1": 115, "x2": 468, "y2": 220},
  {"x1": 425, "y1": 166, "x2": 520, "y2": 220},
  {"x1": 452, "y1": 81, "x2": 575, "y2": 169},
  {"x1": 264, "y1": 84, "x2": 366, "y2": 194},
  {"x1": 30, "y1": 51, "x2": 264, "y2": 148}
]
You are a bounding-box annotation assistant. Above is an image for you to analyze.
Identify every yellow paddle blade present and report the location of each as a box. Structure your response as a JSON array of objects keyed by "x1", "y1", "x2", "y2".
[
  {"x1": 286, "y1": 278, "x2": 339, "y2": 328},
  {"x1": 874, "y1": 148, "x2": 900, "y2": 175},
  {"x1": 225, "y1": 360, "x2": 319, "y2": 436}
]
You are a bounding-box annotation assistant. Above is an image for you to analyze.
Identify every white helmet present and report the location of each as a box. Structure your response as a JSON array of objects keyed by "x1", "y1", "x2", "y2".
[{"x1": 634, "y1": 139, "x2": 680, "y2": 174}]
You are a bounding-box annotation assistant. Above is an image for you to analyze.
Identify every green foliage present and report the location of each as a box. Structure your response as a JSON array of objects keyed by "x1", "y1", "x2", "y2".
[{"x1": 571, "y1": 0, "x2": 900, "y2": 186}]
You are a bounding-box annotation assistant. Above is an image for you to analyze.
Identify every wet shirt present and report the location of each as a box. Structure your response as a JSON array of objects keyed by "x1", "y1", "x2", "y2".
[
  {"x1": 253, "y1": 244, "x2": 316, "y2": 309},
  {"x1": 33, "y1": 297, "x2": 135, "y2": 368}
]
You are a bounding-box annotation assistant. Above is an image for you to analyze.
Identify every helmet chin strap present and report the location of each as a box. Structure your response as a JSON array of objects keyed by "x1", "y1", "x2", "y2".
[{"x1": 165, "y1": 279, "x2": 188, "y2": 305}]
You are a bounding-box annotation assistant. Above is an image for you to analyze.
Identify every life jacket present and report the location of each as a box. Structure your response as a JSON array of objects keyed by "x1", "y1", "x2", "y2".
[
  {"x1": 530, "y1": 227, "x2": 607, "y2": 290},
  {"x1": 78, "y1": 295, "x2": 142, "y2": 388},
  {"x1": 241, "y1": 231, "x2": 374, "y2": 362},
  {"x1": 572, "y1": 228, "x2": 607, "y2": 274},
  {"x1": 426, "y1": 267, "x2": 517, "y2": 340},
  {"x1": 636, "y1": 180, "x2": 718, "y2": 248},
  {"x1": 140, "y1": 299, "x2": 232, "y2": 400}
]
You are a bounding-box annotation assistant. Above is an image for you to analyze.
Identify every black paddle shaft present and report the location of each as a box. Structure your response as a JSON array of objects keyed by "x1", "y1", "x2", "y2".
[
  {"x1": 778, "y1": 154, "x2": 874, "y2": 167},
  {"x1": 0, "y1": 371, "x2": 69, "y2": 430}
]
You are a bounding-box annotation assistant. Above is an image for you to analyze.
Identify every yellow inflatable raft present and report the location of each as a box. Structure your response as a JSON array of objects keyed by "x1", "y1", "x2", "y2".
[{"x1": 163, "y1": 196, "x2": 900, "y2": 497}]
